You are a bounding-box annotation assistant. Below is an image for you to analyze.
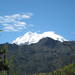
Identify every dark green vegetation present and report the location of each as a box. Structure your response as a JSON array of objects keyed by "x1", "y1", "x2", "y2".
[
  {"x1": 0, "y1": 45, "x2": 9, "y2": 75},
  {"x1": 0, "y1": 72, "x2": 7, "y2": 75},
  {"x1": 33, "y1": 64, "x2": 75, "y2": 75},
  {"x1": 0, "y1": 37, "x2": 75, "y2": 75}
]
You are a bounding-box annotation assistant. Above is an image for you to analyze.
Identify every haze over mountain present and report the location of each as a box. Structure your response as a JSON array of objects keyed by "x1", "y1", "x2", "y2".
[{"x1": 12, "y1": 31, "x2": 67, "y2": 45}]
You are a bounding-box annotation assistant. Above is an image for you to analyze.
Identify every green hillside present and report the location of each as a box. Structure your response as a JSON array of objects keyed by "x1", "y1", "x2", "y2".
[
  {"x1": 33, "y1": 64, "x2": 75, "y2": 75},
  {"x1": 0, "y1": 63, "x2": 75, "y2": 75},
  {"x1": 0, "y1": 39, "x2": 75, "y2": 75}
]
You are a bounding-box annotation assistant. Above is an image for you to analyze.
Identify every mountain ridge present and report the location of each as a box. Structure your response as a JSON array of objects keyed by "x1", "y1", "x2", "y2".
[{"x1": 12, "y1": 31, "x2": 67, "y2": 45}]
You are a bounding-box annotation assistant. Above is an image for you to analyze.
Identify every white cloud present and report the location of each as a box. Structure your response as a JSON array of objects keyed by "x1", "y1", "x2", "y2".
[
  {"x1": 4, "y1": 26, "x2": 19, "y2": 31},
  {"x1": 0, "y1": 13, "x2": 33, "y2": 32}
]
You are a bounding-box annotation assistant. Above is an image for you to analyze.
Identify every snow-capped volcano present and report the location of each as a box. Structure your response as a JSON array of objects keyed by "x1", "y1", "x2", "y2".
[{"x1": 12, "y1": 31, "x2": 67, "y2": 45}]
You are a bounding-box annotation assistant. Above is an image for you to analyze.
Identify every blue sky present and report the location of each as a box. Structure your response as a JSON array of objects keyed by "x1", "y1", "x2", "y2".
[{"x1": 0, "y1": 0, "x2": 75, "y2": 43}]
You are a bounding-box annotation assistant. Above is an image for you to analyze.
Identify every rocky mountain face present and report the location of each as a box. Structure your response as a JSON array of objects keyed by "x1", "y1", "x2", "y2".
[{"x1": 0, "y1": 37, "x2": 75, "y2": 75}]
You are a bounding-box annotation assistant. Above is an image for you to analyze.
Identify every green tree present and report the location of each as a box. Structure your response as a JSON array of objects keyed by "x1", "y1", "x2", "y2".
[{"x1": 0, "y1": 45, "x2": 9, "y2": 75}]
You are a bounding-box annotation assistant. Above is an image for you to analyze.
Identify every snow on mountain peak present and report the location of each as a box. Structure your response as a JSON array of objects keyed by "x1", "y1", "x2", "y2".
[{"x1": 12, "y1": 31, "x2": 67, "y2": 45}]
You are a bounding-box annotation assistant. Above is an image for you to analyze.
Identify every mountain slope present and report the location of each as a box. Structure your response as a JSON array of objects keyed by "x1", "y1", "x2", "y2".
[
  {"x1": 33, "y1": 64, "x2": 75, "y2": 75},
  {"x1": 0, "y1": 38, "x2": 75, "y2": 75},
  {"x1": 12, "y1": 31, "x2": 67, "y2": 45}
]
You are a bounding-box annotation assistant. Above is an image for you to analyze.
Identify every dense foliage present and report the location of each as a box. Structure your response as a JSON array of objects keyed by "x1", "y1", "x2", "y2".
[
  {"x1": 0, "y1": 45, "x2": 9, "y2": 75},
  {"x1": 33, "y1": 64, "x2": 75, "y2": 75}
]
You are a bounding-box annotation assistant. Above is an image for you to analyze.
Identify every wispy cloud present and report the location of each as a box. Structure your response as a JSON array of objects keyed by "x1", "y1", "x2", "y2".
[{"x1": 0, "y1": 13, "x2": 33, "y2": 31}]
